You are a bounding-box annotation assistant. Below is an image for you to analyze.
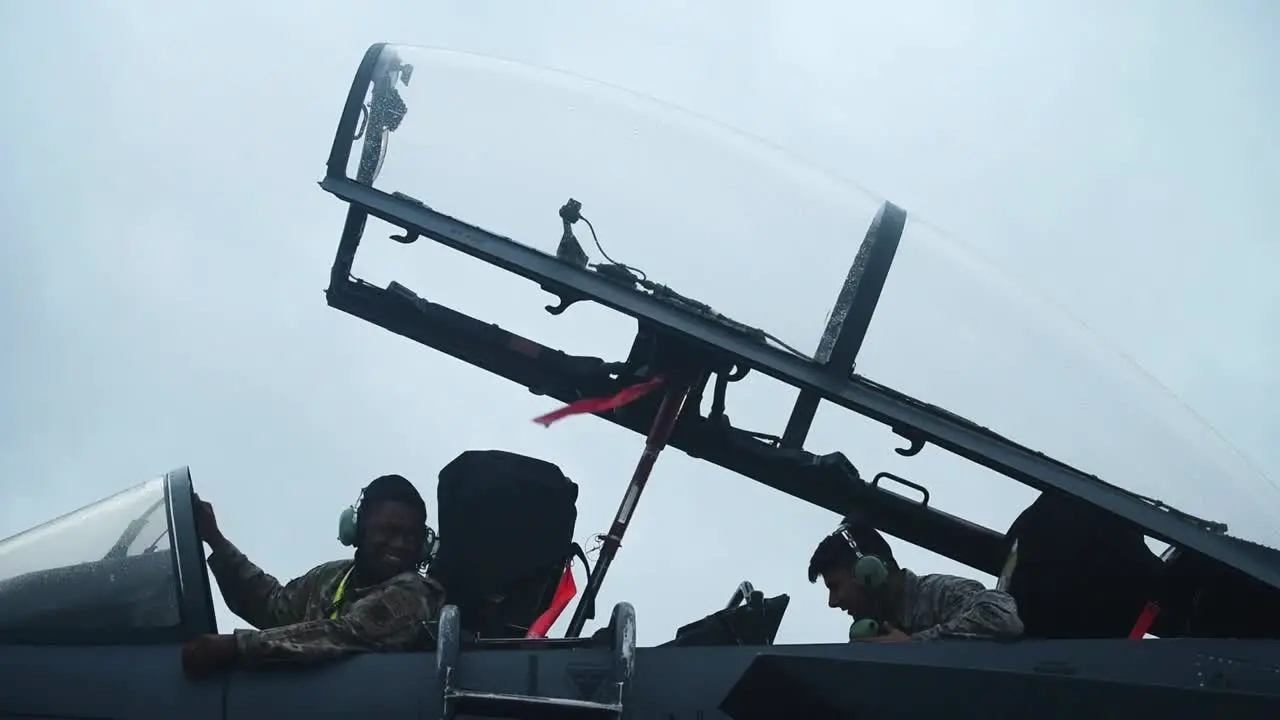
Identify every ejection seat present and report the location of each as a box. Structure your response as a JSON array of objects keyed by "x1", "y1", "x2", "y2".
[
  {"x1": 427, "y1": 450, "x2": 587, "y2": 640},
  {"x1": 1000, "y1": 493, "x2": 1165, "y2": 639}
]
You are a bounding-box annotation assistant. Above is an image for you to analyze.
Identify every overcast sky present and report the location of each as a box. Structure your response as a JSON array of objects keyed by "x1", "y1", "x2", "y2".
[{"x1": 1, "y1": 1, "x2": 1277, "y2": 645}]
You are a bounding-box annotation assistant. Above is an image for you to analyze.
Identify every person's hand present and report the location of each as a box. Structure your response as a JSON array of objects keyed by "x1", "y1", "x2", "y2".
[
  {"x1": 193, "y1": 494, "x2": 225, "y2": 547},
  {"x1": 182, "y1": 634, "x2": 238, "y2": 679},
  {"x1": 854, "y1": 623, "x2": 912, "y2": 644}
]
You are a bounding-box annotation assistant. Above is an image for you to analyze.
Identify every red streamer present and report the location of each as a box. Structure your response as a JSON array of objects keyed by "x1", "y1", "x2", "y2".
[
  {"x1": 532, "y1": 376, "x2": 666, "y2": 427},
  {"x1": 526, "y1": 561, "x2": 579, "y2": 639},
  {"x1": 1128, "y1": 601, "x2": 1161, "y2": 639}
]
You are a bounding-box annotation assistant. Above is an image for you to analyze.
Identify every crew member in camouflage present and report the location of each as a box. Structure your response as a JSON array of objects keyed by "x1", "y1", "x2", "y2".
[
  {"x1": 808, "y1": 515, "x2": 1023, "y2": 643},
  {"x1": 181, "y1": 474, "x2": 444, "y2": 678}
]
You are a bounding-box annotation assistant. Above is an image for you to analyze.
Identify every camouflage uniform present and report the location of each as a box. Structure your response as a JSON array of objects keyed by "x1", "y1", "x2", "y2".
[
  {"x1": 874, "y1": 570, "x2": 1024, "y2": 642},
  {"x1": 207, "y1": 541, "x2": 445, "y2": 665}
]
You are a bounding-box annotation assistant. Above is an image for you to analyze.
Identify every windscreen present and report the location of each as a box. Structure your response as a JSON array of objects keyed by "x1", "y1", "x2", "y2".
[
  {"x1": 338, "y1": 44, "x2": 1280, "y2": 553},
  {"x1": 0, "y1": 477, "x2": 181, "y2": 636}
]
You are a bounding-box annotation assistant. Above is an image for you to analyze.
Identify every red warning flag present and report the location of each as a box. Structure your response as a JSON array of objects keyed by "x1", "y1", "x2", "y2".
[
  {"x1": 1128, "y1": 601, "x2": 1161, "y2": 639},
  {"x1": 532, "y1": 376, "x2": 666, "y2": 427},
  {"x1": 526, "y1": 561, "x2": 579, "y2": 639}
]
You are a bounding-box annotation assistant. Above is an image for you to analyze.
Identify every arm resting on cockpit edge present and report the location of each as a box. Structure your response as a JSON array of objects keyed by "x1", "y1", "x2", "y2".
[
  {"x1": 233, "y1": 574, "x2": 444, "y2": 666},
  {"x1": 907, "y1": 574, "x2": 1024, "y2": 642},
  {"x1": 206, "y1": 540, "x2": 333, "y2": 630}
]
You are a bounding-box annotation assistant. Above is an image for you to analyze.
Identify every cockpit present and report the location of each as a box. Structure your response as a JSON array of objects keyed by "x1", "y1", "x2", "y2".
[{"x1": 0, "y1": 469, "x2": 216, "y2": 645}]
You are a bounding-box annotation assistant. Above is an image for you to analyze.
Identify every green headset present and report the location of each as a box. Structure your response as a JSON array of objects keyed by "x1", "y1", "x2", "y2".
[
  {"x1": 336, "y1": 486, "x2": 437, "y2": 567},
  {"x1": 834, "y1": 521, "x2": 893, "y2": 640},
  {"x1": 837, "y1": 522, "x2": 891, "y2": 588}
]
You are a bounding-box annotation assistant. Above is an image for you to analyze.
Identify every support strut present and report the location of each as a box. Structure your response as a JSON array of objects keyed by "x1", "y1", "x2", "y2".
[{"x1": 565, "y1": 375, "x2": 696, "y2": 638}]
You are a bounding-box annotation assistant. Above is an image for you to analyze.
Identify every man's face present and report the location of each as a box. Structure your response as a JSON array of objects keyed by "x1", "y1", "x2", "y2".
[
  {"x1": 822, "y1": 566, "x2": 875, "y2": 618},
  {"x1": 356, "y1": 501, "x2": 425, "y2": 582}
]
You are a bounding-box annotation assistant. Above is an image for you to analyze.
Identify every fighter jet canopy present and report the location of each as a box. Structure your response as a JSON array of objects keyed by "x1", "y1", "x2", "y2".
[
  {"x1": 0, "y1": 468, "x2": 214, "y2": 644},
  {"x1": 326, "y1": 44, "x2": 1280, "y2": 557}
]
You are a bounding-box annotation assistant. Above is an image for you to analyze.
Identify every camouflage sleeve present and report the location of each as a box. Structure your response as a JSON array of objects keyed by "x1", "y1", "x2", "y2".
[
  {"x1": 205, "y1": 540, "x2": 323, "y2": 630},
  {"x1": 232, "y1": 576, "x2": 444, "y2": 666},
  {"x1": 908, "y1": 575, "x2": 1024, "y2": 642}
]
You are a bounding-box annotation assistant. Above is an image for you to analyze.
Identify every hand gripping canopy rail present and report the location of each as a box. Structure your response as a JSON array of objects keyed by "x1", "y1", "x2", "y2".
[{"x1": 318, "y1": 43, "x2": 1280, "y2": 656}]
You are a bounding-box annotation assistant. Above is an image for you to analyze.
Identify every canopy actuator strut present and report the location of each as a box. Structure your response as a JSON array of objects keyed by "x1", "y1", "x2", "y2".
[{"x1": 565, "y1": 373, "x2": 696, "y2": 638}]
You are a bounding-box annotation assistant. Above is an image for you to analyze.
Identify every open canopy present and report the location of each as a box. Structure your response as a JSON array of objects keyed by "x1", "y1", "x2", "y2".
[{"x1": 326, "y1": 44, "x2": 1280, "y2": 560}]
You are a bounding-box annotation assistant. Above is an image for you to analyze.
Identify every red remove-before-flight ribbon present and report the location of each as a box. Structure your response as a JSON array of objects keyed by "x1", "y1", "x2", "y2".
[
  {"x1": 526, "y1": 561, "x2": 579, "y2": 639},
  {"x1": 532, "y1": 376, "x2": 666, "y2": 427},
  {"x1": 1128, "y1": 601, "x2": 1161, "y2": 639}
]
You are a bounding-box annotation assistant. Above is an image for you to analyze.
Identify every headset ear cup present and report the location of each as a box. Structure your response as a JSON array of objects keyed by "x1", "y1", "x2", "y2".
[
  {"x1": 849, "y1": 617, "x2": 881, "y2": 640},
  {"x1": 337, "y1": 506, "x2": 358, "y2": 547},
  {"x1": 854, "y1": 555, "x2": 889, "y2": 588}
]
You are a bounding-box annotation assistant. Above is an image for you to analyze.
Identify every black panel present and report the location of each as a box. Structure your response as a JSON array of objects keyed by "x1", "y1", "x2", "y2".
[
  {"x1": 227, "y1": 652, "x2": 429, "y2": 720},
  {"x1": 0, "y1": 646, "x2": 224, "y2": 720},
  {"x1": 721, "y1": 652, "x2": 1280, "y2": 720}
]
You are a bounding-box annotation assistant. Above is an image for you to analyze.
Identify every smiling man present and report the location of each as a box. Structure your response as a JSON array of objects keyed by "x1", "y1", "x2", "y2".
[
  {"x1": 808, "y1": 515, "x2": 1023, "y2": 643},
  {"x1": 182, "y1": 474, "x2": 444, "y2": 678}
]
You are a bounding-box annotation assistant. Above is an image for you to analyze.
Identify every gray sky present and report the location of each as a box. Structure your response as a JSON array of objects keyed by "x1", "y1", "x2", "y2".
[{"x1": 1, "y1": 1, "x2": 1277, "y2": 645}]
